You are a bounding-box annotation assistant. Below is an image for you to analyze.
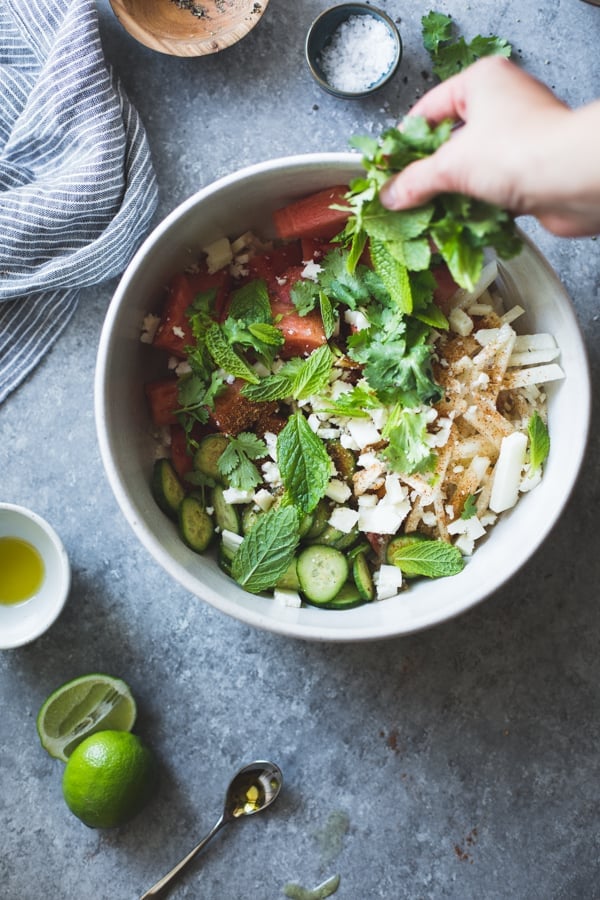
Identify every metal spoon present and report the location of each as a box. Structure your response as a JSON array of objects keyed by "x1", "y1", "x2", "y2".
[{"x1": 140, "y1": 760, "x2": 283, "y2": 899}]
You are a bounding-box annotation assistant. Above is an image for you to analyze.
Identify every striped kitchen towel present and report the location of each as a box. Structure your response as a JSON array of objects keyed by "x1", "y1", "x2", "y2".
[{"x1": 0, "y1": 0, "x2": 158, "y2": 403}]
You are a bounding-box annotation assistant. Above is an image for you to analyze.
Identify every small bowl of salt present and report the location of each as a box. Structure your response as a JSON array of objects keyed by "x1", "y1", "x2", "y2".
[{"x1": 305, "y1": 3, "x2": 402, "y2": 98}]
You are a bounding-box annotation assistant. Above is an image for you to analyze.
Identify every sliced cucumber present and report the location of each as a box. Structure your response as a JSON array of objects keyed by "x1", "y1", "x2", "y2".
[
  {"x1": 193, "y1": 433, "x2": 229, "y2": 482},
  {"x1": 242, "y1": 503, "x2": 262, "y2": 535},
  {"x1": 325, "y1": 582, "x2": 365, "y2": 610},
  {"x1": 326, "y1": 440, "x2": 356, "y2": 484},
  {"x1": 211, "y1": 484, "x2": 241, "y2": 534},
  {"x1": 275, "y1": 557, "x2": 301, "y2": 591},
  {"x1": 178, "y1": 497, "x2": 214, "y2": 553},
  {"x1": 151, "y1": 459, "x2": 185, "y2": 521},
  {"x1": 307, "y1": 523, "x2": 360, "y2": 551},
  {"x1": 304, "y1": 498, "x2": 330, "y2": 540},
  {"x1": 352, "y1": 551, "x2": 375, "y2": 601},
  {"x1": 297, "y1": 545, "x2": 348, "y2": 606}
]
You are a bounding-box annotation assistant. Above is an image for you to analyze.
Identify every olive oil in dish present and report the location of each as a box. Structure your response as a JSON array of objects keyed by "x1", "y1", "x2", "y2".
[{"x1": 0, "y1": 536, "x2": 45, "y2": 605}]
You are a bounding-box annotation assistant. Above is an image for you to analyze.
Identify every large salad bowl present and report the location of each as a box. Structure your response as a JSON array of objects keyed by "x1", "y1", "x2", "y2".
[{"x1": 94, "y1": 154, "x2": 590, "y2": 641}]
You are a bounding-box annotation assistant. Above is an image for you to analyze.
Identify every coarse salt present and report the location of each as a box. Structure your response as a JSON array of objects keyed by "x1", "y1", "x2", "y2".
[{"x1": 319, "y1": 14, "x2": 397, "y2": 93}]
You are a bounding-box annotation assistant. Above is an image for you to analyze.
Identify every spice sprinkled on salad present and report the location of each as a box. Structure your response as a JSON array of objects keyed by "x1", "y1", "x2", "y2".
[{"x1": 142, "y1": 123, "x2": 563, "y2": 611}]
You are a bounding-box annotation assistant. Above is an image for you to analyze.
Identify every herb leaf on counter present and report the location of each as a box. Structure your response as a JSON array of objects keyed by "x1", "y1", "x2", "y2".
[{"x1": 422, "y1": 10, "x2": 512, "y2": 81}]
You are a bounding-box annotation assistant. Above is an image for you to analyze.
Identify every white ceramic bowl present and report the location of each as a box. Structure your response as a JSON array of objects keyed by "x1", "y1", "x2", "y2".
[
  {"x1": 94, "y1": 154, "x2": 591, "y2": 642},
  {"x1": 0, "y1": 504, "x2": 71, "y2": 649}
]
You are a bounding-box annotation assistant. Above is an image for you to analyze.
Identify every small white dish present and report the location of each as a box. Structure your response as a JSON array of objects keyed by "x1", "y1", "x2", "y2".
[{"x1": 0, "y1": 504, "x2": 70, "y2": 649}]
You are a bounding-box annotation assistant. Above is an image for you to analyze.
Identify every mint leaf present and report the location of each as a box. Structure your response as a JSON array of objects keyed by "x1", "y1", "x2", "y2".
[
  {"x1": 389, "y1": 537, "x2": 465, "y2": 578},
  {"x1": 277, "y1": 411, "x2": 331, "y2": 514},
  {"x1": 217, "y1": 433, "x2": 267, "y2": 490},
  {"x1": 319, "y1": 291, "x2": 336, "y2": 339},
  {"x1": 528, "y1": 411, "x2": 550, "y2": 473},
  {"x1": 292, "y1": 344, "x2": 334, "y2": 400},
  {"x1": 241, "y1": 373, "x2": 294, "y2": 402},
  {"x1": 370, "y1": 239, "x2": 413, "y2": 314},
  {"x1": 232, "y1": 506, "x2": 300, "y2": 593},
  {"x1": 228, "y1": 279, "x2": 271, "y2": 323},
  {"x1": 205, "y1": 324, "x2": 260, "y2": 383},
  {"x1": 461, "y1": 494, "x2": 478, "y2": 519}
]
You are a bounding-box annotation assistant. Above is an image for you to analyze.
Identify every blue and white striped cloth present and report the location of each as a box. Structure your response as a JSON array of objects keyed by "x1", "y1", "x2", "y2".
[{"x1": 0, "y1": 0, "x2": 158, "y2": 402}]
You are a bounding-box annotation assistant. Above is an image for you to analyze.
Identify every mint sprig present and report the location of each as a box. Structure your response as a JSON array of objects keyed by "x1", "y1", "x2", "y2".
[
  {"x1": 232, "y1": 506, "x2": 300, "y2": 593},
  {"x1": 389, "y1": 537, "x2": 465, "y2": 578},
  {"x1": 528, "y1": 411, "x2": 550, "y2": 473},
  {"x1": 277, "y1": 411, "x2": 331, "y2": 514}
]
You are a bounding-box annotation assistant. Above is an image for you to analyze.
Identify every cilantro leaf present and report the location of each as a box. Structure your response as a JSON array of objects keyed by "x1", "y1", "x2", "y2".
[
  {"x1": 217, "y1": 433, "x2": 267, "y2": 490},
  {"x1": 422, "y1": 10, "x2": 512, "y2": 81},
  {"x1": 290, "y1": 280, "x2": 319, "y2": 316},
  {"x1": 382, "y1": 405, "x2": 436, "y2": 474},
  {"x1": 277, "y1": 412, "x2": 331, "y2": 514},
  {"x1": 232, "y1": 506, "x2": 301, "y2": 593},
  {"x1": 528, "y1": 411, "x2": 550, "y2": 473},
  {"x1": 318, "y1": 384, "x2": 380, "y2": 419},
  {"x1": 461, "y1": 494, "x2": 478, "y2": 519}
]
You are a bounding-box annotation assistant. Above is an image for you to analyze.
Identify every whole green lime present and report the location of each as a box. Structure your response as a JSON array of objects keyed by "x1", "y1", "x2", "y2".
[{"x1": 62, "y1": 730, "x2": 158, "y2": 828}]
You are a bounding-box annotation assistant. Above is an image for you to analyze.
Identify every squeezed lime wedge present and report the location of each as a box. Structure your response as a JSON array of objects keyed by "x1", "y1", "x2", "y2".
[{"x1": 36, "y1": 673, "x2": 137, "y2": 762}]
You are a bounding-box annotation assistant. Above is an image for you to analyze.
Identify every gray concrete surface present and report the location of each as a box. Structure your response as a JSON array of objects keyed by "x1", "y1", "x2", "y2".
[{"x1": 1, "y1": 1, "x2": 599, "y2": 898}]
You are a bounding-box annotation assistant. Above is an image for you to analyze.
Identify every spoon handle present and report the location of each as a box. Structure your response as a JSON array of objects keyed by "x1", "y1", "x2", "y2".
[{"x1": 140, "y1": 814, "x2": 227, "y2": 899}]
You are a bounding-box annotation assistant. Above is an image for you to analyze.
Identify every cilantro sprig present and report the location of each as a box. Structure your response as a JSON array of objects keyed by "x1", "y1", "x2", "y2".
[
  {"x1": 422, "y1": 10, "x2": 512, "y2": 81},
  {"x1": 217, "y1": 433, "x2": 268, "y2": 491},
  {"x1": 344, "y1": 122, "x2": 522, "y2": 294}
]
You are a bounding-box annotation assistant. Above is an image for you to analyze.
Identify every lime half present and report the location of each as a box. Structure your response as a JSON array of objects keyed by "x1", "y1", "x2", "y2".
[{"x1": 37, "y1": 674, "x2": 137, "y2": 763}]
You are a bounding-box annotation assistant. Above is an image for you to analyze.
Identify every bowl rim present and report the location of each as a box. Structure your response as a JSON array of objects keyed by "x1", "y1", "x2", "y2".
[
  {"x1": 0, "y1": 502, "x2": 71, "y2": 649},
  {"x1": 305, "y1": 3, "x2": 402, "y2": 98},
  {"x1": 95, "y1": 152, "x2": 592, "y2": 642}
]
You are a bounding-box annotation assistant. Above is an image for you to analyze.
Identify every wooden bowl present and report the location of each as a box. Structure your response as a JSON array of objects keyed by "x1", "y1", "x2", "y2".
[{"x1": 108, "y1": 0, "x2": 269, "y2": 57}]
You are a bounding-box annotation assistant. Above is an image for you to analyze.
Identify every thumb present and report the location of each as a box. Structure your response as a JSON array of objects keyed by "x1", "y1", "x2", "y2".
[{"x1": 379, "y1": 154, "x2": 454, "y2": 210}]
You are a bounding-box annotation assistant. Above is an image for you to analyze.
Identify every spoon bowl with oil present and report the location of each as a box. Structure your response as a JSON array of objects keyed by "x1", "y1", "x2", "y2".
[
  {"x1": 140, "y1": 760, "x2": 283, "y2": 899},
  {"x1": 0, "y1": 503, "x2": 70, "y2": 649}
]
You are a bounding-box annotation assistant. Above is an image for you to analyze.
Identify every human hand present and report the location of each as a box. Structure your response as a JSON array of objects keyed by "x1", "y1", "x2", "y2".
[{"x1": 379, "y1": 57, "x2": 600, "y2": 237}]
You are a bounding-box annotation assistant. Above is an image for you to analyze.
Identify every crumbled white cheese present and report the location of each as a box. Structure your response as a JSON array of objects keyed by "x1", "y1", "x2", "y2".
[
  {"x1": 253, "y1": 489, "x2": 275, "y2": 512},
  {"x1": 347, "y1": 419, "x2": 381, "y2": 448},
  {"x1": 344, "y1": 308, "x2": 370, "y2": 331},
  {"x1": 328, "y1": 506, "x2": 360, "y2": 533},
  {"x1": 301, "y1": 260, "x2": 323, "y2": 281},
  {"x1": 221, "y1": 530, "x2": 244, "y2": 554},
  {"x1": 140, "y1": 313, "x2": 160, "y2": 343},
  {"x1": 325, "y1": 479, "x2": 352, "y2": 504},
  {"x1": 274, "y1": 588, "x2": 303, "y2": 608},
  {"x1": 204, "y1": 237, "x2": 233, "y2": 274},
  {"x1": 261, "y1": 460, "x2": 282, "y2": 486},
  {"x1": 172, "y1": 325, "x2": 185, "y2": 338},
  {"x1": 373, "y1": 564, "x2": 403, "y2": 600},
  {"x1": 222, "y1": 487, "x2": 254, "y2": 504}
]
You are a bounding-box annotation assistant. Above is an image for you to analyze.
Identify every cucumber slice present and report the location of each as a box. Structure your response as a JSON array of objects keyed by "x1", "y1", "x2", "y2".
[
  {"x1": 211, "y1": 484, "x2": 241, "y2": 534},
  {"x1": 275, "y1": 557, "x2": 301, "y2": 591},
  {"x1": 297, "y1": 545, "x2": 348, "y2": 605},
  {"x1": 242, "y1": 503, "x2": 262, "y2": 535},
  {"x1": 304, "y1": 498, "x2": 330, "y2": 540},
  {"x1": 193, "y1": 433, "x2": 229, "y2": 482},
  {"x1": 151, "y1": 459, "x2": 185, "y2": 521},
  {"x1": 352, "y1": 551, "x2": 375, "y2": 601},
  {"x1": 307, "y1": 523, "x2": 359, "y2": 551},
  {"x1": 326, "y1": 440, "x2": 356, "y2": 484},
  {"x1": 178, "y1": 497, "x2": 214, "y2": 553},
  {"x1": 325, "y1": 582, "x2": 365, "y2": 610}
]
